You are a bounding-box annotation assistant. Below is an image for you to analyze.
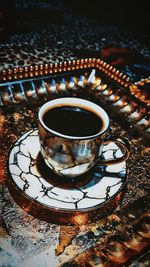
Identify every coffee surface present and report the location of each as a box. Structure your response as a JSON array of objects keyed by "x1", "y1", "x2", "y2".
[{"x1": 43, "y1": 106, "x2": 103, "y2": 137}]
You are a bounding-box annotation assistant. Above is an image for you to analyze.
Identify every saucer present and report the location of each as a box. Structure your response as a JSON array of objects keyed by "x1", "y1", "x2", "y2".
[{"x1": 8, "y1": 129, "x2": 127, "y2": 224}]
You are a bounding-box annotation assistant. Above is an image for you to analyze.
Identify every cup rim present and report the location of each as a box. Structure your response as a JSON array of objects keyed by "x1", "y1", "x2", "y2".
[{"x1": 38, "y1": 97, "x2": 109, "y2": 140}]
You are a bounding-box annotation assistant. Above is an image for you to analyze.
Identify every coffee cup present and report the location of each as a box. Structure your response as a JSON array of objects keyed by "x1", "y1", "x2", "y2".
[{"x1": 38, "y1": 97, "x2": 130, "y2": 178}]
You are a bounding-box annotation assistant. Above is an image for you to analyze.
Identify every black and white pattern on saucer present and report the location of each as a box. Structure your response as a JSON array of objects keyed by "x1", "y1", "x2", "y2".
[{"x1": 8, "y1": 129, "x2": 126, "y2": 211}]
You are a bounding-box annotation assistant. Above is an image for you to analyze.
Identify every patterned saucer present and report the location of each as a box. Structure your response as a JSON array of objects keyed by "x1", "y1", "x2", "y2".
[{"x1": 8, "y1": 129, "x2": 127, "y2": 225}]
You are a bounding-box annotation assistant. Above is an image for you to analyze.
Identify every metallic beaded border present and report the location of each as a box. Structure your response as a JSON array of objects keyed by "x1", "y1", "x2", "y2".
[
  {"x1": 129, "y1": 76, "x2": 150, "y2": 107},
  {"x1": 0, "y1": 58, "x2": 131, "y2": 88}
]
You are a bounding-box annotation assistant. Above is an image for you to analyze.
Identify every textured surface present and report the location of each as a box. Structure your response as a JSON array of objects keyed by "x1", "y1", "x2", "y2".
[{"x1": 0, "y1": 2, "x2": 150, "y2": 82}]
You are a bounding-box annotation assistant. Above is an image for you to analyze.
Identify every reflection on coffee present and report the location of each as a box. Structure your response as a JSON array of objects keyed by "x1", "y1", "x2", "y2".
[{"x1": 43, "y1": 106, "x2": 103, "y2": 137}]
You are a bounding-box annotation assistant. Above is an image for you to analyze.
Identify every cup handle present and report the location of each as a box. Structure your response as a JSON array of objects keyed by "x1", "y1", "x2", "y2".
[{"x1": 98, "y1": 136, "x2": 130, "y2": 165}]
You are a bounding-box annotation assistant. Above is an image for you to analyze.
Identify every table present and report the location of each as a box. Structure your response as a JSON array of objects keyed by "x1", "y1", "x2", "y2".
[{"x1": 0, "y1": 2, "x2": 150, "y2": 266}]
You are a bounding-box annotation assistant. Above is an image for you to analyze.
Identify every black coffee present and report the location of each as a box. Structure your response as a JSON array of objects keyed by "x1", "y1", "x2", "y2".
[{"x1": 43, "y1": 106, "x2": 103, "y2": 137}]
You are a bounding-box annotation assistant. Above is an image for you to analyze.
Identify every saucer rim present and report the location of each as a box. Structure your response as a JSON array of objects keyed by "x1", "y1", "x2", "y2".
[{"x1": 7, "y1": 129, "x2": 127, "y2": 214}]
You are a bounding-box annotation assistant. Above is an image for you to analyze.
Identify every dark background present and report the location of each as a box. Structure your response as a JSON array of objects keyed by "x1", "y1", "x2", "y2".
[
  {"x1": 0, "y1": 0, "x2": 149, "y2": 35},
  {"x1": 64, "y1": 0, "x2": 149, "y2": 34},
  {"x1": 0, "y1": 0, "x2": 149, "y2": 83}
]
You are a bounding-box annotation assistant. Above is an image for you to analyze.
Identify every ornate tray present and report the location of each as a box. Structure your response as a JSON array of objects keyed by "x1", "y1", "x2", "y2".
[
  {"x1": 0, "y1": 58, "x2": 149, "y2": 140},
  {"x1": 0, "y1": 58, "x2": 149, "y2": 266}
]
